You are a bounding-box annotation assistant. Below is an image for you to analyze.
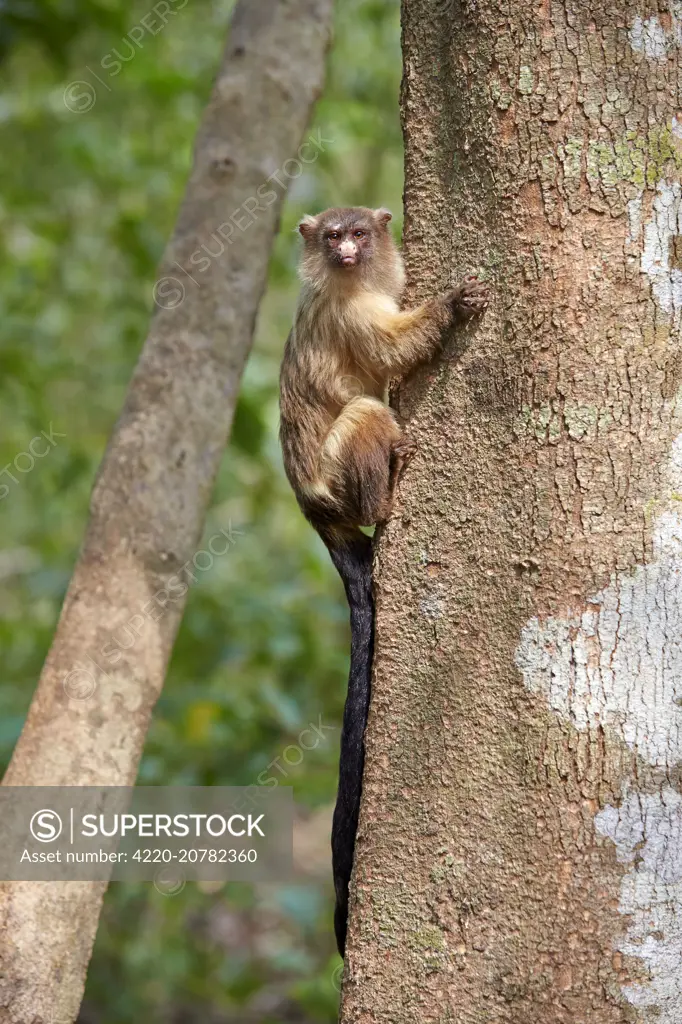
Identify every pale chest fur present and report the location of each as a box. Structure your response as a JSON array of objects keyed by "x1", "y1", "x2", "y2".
[{"x1": 294, "y1": 287, "x2": 400, "y2": 406}]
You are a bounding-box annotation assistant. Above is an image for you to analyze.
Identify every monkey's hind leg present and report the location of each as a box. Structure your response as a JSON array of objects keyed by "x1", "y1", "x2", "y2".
[{"x1": 318, "y1": 397, "x2": 401, "y2": 527}]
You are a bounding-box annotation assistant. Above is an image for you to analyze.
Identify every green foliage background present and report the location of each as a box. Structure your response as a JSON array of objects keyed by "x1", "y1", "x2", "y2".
[{"x1": 0, "y1": 0, "x2": 403, "y2": 1019}]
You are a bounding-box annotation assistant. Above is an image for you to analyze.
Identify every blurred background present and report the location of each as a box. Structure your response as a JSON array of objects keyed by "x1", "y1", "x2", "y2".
[{"x1": 0, "y1": 0, "x2": 403, "y2": 1019}]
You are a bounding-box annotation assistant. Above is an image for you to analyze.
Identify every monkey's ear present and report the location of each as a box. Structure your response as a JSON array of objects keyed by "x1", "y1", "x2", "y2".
[
  {"x1": 374, "y1": 208, "x2": 393, "y2": 226},
  {"x1": 298, "y1": 215, "x2": 318, "y2": 240}
]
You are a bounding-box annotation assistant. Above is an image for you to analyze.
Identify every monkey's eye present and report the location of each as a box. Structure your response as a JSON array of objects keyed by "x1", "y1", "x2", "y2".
[
  {"x1": 354, "y1": 230, "x2": 366, "y2": 238},
  {"x1": 326, "y1": 231, "x2": 340, "y2": 240}
]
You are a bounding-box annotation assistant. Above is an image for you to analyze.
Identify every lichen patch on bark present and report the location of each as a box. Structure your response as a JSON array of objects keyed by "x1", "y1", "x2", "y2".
[
  {"x1": 517, "y1": 431, "x2": 682, "y2": 1019},
  {"x1": 595, "y1": 789, "x2": 682, "y2": 1022}
]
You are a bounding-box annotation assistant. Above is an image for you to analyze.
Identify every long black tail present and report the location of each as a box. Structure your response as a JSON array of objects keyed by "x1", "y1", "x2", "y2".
[{"x1": 323, "y1": 528, "x2": 374, "y2": 958}]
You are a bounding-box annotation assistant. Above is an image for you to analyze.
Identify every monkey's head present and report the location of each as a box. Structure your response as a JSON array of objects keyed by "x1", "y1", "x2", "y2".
[{"x1": 297, "y1": 207, "x2": 403, "y2": 294}]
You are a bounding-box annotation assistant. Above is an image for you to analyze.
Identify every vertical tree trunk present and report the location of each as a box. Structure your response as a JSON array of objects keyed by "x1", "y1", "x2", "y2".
[
  {"x1": 0, "y1": 2, "x2": 332, "y2": 1021},
  {"x1": 341, "y1": 0, "x2": 682, "y2": 1021}
]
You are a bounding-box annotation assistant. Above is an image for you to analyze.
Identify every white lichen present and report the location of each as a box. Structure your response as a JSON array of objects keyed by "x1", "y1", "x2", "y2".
[
  {"x1": 629, "y1": 4, "x2": 682, "y2": 60},
  {"x1": 595, "y1": 789, "x2": 682, "y2": 1023},
  {"x1": 515, "y1": 434, "x2": 682, "y2": 1017},
  {"x1": 641, "y1": 180, "x2": 682, "y2": 322},
  {"x1": 629, "y1": 15, "x2": 669, "y2": 60}
]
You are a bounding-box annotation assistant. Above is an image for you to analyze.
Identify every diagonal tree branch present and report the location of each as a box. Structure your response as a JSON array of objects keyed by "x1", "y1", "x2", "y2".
[{"x1": 0, "y1": 1, "x2": 333, "y2": 1020}]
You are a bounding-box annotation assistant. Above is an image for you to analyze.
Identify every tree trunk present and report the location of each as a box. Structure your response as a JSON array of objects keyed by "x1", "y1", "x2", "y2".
[
  {"x1": 0, "y1": 2, "x2": 332, "y2": 1021},
  {"x1": 341, "y1": 0, "x2": 682, "y2": 1021}
]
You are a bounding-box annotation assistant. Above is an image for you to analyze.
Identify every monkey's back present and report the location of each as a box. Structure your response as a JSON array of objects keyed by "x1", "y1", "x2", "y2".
[{"x1": 279, "y1": 328, "x2": 336, "y2": 496}]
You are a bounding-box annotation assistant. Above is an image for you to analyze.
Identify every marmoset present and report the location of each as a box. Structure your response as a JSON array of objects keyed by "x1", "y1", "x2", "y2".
[{"x1": 279, "y1": 206, "x2": 489, "y2": 957}]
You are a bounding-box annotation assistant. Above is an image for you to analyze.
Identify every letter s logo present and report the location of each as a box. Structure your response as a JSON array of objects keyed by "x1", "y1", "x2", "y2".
[{"x1": 30, "y1": 809, "x2": 63, "y2": 843}]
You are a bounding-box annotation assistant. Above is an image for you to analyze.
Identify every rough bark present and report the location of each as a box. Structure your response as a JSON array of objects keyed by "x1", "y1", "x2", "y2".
[
  {"x1": 341, "y1": 0, "x2": 682, "y2": 1021},
  {"x1": 0, "y1": 2, "x2": 332, "y2": 1021}
]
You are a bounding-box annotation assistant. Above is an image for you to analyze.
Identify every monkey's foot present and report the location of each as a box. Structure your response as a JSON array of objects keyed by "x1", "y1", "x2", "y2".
[
  {"x1": 449, "y1": 275, "x2": 490, "y2": 319},
  {"x1": 387, "y1": 437, "x2": 418, "y2": 508},
  {"x1": 393, "y1": 437, "x2": 418, "y2": 475}
]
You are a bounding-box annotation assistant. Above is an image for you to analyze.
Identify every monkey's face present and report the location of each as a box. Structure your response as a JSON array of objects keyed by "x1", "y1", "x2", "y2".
[
  {"x1": 321, "y1": 216, "x2": 374, "y2": 270},
  {"x1": 298, "y1": 207, "x2": 393, "y2": 278}
]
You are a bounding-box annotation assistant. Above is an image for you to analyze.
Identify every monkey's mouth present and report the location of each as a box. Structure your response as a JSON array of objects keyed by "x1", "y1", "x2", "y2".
[{"x1": 340, "y1": 256, "x2": 358, "y2": 267}]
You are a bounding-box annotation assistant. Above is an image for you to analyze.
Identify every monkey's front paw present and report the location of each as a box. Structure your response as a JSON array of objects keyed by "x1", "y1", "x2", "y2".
[{"x1": 448, "y1": 275, "x2": 490, "y2": 318}]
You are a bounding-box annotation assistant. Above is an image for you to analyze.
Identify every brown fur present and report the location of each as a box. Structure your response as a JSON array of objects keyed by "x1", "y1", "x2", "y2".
[
  {"x1": 279, "y1": 206, "x2": 489, "y2": 956},
  {"x1": 279, "y1": 206, "x2": 488, "y2": 539}
]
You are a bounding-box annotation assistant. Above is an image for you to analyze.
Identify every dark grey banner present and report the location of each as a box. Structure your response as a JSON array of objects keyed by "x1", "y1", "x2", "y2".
[{"x1": 0, "y1": 787, "x2": 292, "y2": 883}]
